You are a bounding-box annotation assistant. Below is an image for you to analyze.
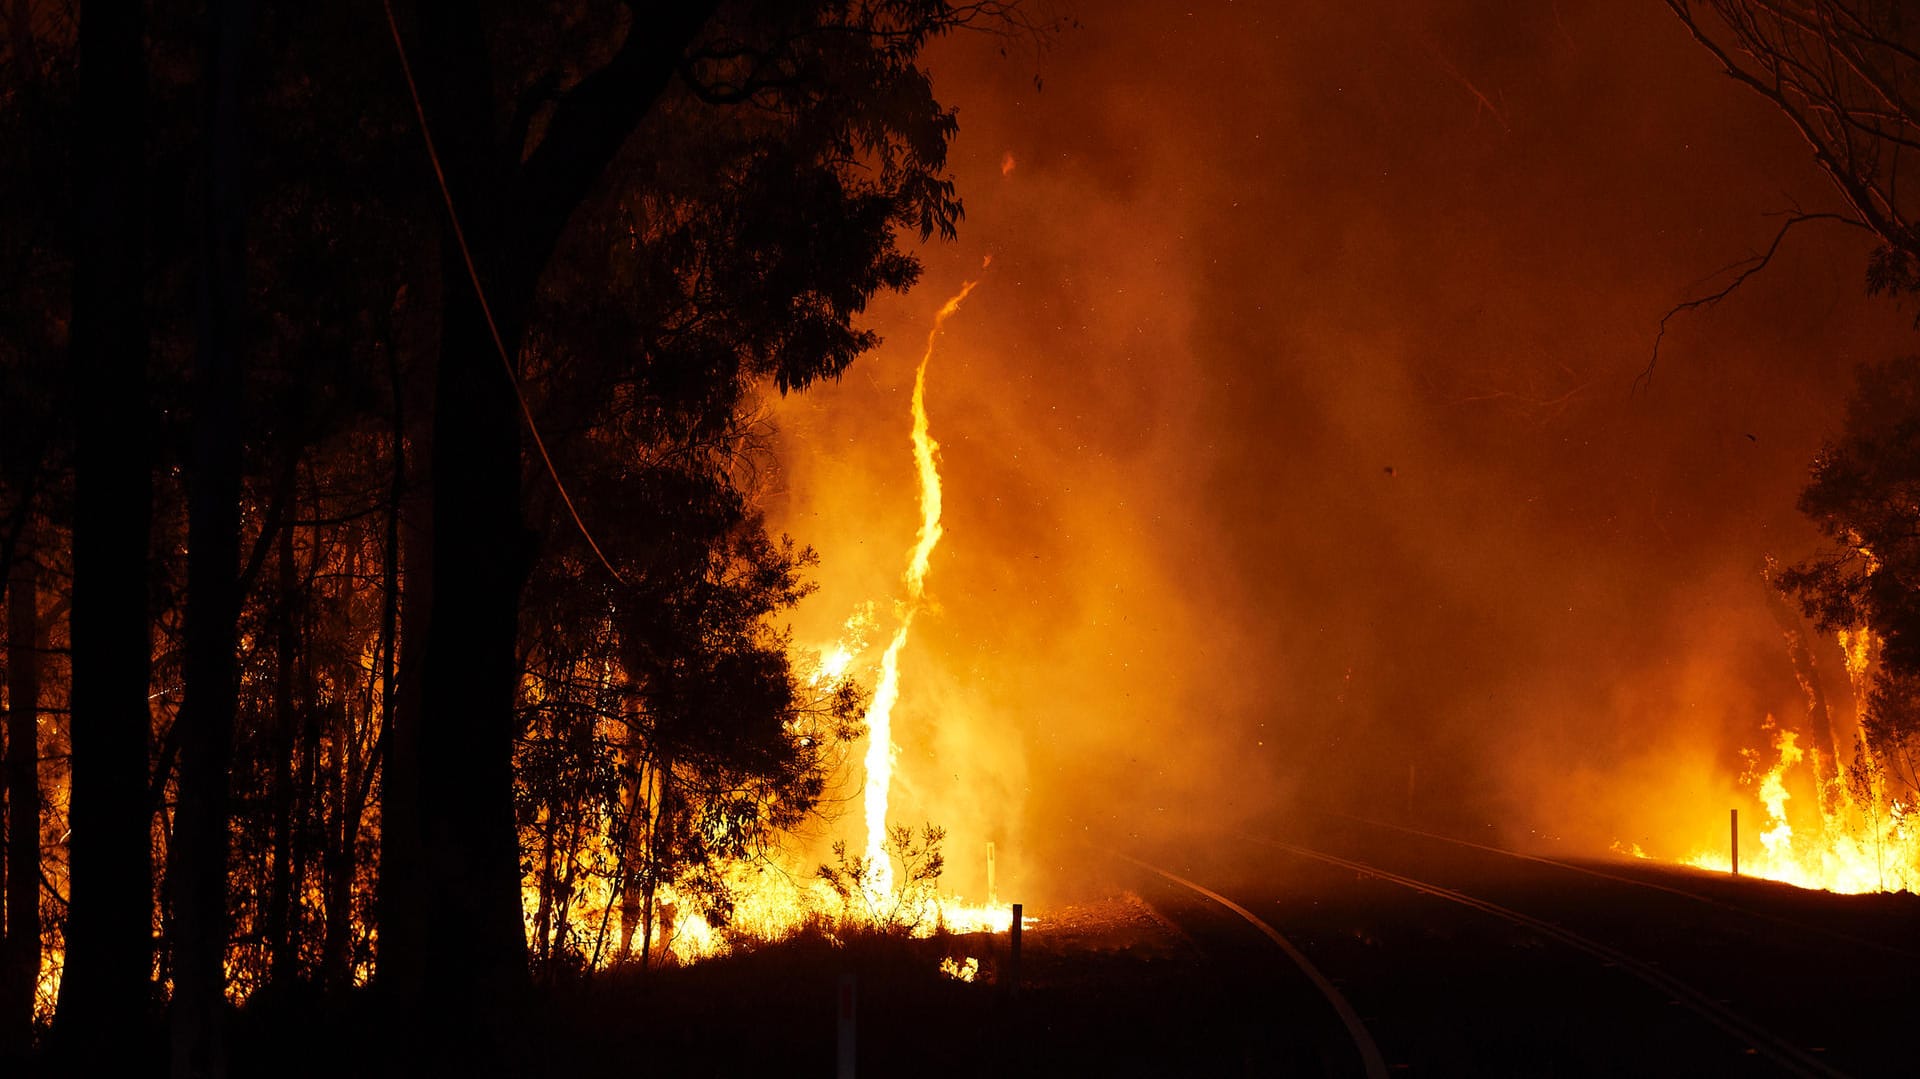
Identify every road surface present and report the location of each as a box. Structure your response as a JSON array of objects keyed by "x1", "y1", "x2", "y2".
[{"x1": 1117, "y1": 814, "x2": 1919, "y2": 1077}]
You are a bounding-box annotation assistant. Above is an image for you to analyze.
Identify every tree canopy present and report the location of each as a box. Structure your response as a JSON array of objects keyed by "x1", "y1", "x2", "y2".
[
  {"x1": 0, "y1": 1, "x2": 1031, "y2": 1073},
  {"x1": 1778, "y1": 357, "x2": 1920, "y2": 782}
]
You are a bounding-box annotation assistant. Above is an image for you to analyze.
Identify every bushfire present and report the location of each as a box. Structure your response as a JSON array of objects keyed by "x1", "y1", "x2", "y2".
[
  {"x1": 1676, "y1": 628, "x2": 1918, "y2": 894},
  {"x1": 516, "y1": 276, "x2": 1014, "y2": 970},
  {"x1": 12, "y1": 280, "x2": 1017, "y2": 1027}
]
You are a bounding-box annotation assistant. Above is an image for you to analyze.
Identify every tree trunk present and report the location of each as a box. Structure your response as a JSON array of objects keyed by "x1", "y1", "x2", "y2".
[
  {"x1": 57, "y1": 0, "x2": 156, "y2": 1063},
  {"x1": 376, "y1": 330, "x2": 431, "y2": 1000},
  {"x1": 3, "y1": 520, "x2": 41, "y2": 1053},
  {"x1": 616, "y1": 732, "x2": 648, "y2": 961},
  {"x1": 1764, "y1": 581, "x2": 1842, "y2": 807},
  {"x1": 416, "y1": 272, "x2": 531, "y2": 1055},
  {"x1": 293, "y1": 548, "x2": 321, "y2": 967},
  {"x1": 320, "y1": 544, "x2": 355, "y2": 991},
  {"x1": 550, "y1": 798, "x2": 585, "y2": 977},
  {"x1": 264, "y1": 522, "x2": 296, "y2": 987},
  {"x1": 410, "y1": 6, "x2": 535, "y2": 1044},
  {"x1": 533, "y1": 810, "x2": 555, "y2": 970},
  {"x1": 169, "y1": 1, "x2": 248, "y2": 1073},
  {"x1": 0, "y1": 5, "x2": 44, "y2": 1047},
  {"x1": 389, "y1": 5, "x2": 717, "y2": 1056},
  {"x1": 363, "y1": 326, "x2": 404, "y2": 990},
  {"x1": 640, "y1": 762, "x2": 670, "y2": 970}
]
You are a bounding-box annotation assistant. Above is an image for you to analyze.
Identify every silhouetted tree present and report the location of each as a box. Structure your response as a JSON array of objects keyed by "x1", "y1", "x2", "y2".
[
  {"x1": 609, "y1": 513, "x2": 857, "y2": 963},
  {"x1": 56, "y1": 0, "x2": 156, "y2": 1065},
  {"x1": 1777, "y1": 356, "x2": 1920, "y2": 793},
  {"x1": 3, "y1": 517, "x2": 40, "y2": 1056},
  {"x1": 1665, "y1": 4, "x2": 1920, "y2": 799},
  {"x1": 167, "y1": 1, "x2": 250, "y2": 1075},
  {"x1": 0, "y1": 3, "x2": 1024, "y2": 1070},
  {"x1": 1, "y1": 0, "x2": 72, "y2": 1055},
  {"x1": 1666, "y1": 1, "x2": 1920, "y2": 290},
  {"x1": 383, "y1": 3, "x2": 986, "y2": 1049},
  {"x1": 375, "y1": 4, "x2": 719, "y2": 1052},
  {"x1": 1761, "y1": 571, "x2": 1844, "y2": 802}
]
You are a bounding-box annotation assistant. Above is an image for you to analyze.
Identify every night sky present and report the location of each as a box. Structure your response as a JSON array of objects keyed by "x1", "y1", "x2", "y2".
[{"x1": 769, "y1": 0, "x2": 1919, "y2": 900}]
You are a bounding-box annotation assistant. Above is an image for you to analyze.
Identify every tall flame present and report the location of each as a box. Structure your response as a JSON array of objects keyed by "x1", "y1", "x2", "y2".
[
  {"x1": 861, "y1": 279, "x2": 980, "y2": 899},
  {"x1": 1754, "y1": 727, "x2": 1802, "y2": 865},
  {"x1": 1674, "y1": 624, "x2": 1918, "y2": 893}
]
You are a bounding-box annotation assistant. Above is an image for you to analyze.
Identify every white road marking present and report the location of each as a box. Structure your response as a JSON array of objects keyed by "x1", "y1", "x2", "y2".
[{"x1": 1112, "y1": 850, "x2": 1390, "y2": 1079}]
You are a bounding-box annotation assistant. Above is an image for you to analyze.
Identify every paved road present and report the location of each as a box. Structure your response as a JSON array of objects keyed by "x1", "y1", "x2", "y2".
[{"x1": 1124, "y1": 815, "x2": 1920, "y2": 1077}]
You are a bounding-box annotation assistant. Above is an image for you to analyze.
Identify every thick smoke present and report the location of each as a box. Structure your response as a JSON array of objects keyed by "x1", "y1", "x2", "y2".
[{"x1": 768, "y1": 0, "x2": 1919, "y2": 903}]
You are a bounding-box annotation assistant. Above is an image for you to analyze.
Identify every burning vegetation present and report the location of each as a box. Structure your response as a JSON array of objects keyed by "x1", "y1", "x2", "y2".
[
  {"x1": 13, "y1": 0, "x2": 1920, "y2": 1075},
  {"x1": 1675, "y1": 356, "x2": 1920, "y2": 893},
  {"x1": 0, "y1": 1, "x2": 1050, "y2": 1070}
]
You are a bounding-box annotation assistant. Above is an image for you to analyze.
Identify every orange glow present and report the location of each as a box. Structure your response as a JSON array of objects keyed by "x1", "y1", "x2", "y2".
[
  {"x1": 1683, "y1": 727, "x2": 1914, "y2": 893},
  {"x1": 1679, "y1": 631, "x2": 1917, "y2": 893},
  {"x1": 859, "y1": 279, "x2": 978, "y2": 904},
  {"x1": 502, "y1": 278, "x2": 1013, "y2": 970},
  {"x1": 940, "y1": 955, "x2": 980, "y2": 981}
]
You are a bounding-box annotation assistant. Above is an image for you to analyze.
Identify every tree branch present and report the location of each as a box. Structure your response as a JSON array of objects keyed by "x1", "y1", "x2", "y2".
[
  {"x1": 1639, "y1": 210, "x2": 1865, "y2": 391},
  {"x1": 1664, "y1": 1, "x2": 1908, "y2": 245},
  {"x1": 506, "y1": 3, "x2": 721, "y2": 280}
]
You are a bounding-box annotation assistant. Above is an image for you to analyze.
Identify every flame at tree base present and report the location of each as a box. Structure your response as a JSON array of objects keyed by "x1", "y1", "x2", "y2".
[
  {"x1": 625, "y1": 274, "x2": 1013, "y2": 968},
  {"x1": 659, "y1": 876, "x2": 1016, "y2": 964},
  {"x1": 1614, "y1": 628, "x2": 1920, "y2": 895},
  {"x1": 1676, "y1": 721, "x2": 1919, "y2": 894},
  {"x1": 520, "y1": 863, "x2": 1017, "y2": 971}
]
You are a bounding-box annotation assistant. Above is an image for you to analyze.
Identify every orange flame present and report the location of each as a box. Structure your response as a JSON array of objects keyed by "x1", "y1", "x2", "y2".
[
  {"x1": 861, "y1": 279, "x2": 979, "y2": 900},
  {"x1": 1679, "y1": 627, "x2": 1917, "y2": 892}
]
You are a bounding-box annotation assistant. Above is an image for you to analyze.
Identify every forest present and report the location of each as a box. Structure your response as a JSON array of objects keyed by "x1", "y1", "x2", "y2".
[
  {"x1": 0, "y1": 1, "x2": 1050, "y2": 1075},
  {"x1": 13, "y1": 1, "x2": 1920, "y2": 1077}
]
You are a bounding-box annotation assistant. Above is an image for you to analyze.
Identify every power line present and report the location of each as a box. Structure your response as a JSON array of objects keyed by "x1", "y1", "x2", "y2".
[{"x1": 379, "y1": 0, "x2": 626, "y2": 585}]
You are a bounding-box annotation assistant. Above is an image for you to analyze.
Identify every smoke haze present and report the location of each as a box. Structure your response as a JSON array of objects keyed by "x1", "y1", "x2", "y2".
[{"x1": 766, "y1": 0, "x2": 1919, "y2": 903}]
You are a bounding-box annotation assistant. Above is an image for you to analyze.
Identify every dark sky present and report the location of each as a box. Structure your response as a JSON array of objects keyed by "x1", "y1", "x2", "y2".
[{"x1": 767, "y1": 0, "x2": 1918, "y2": 902}]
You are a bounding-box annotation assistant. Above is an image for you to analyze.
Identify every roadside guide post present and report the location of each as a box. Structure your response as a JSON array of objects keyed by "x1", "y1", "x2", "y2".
[
  {"x1": 1730, "y1": 808, "x2": 1739, "y2": 876},
  {"x1": 837, "y1": 973, "x2": 856, "y2": 1079},
  {"x1": 1009, "y1": 903, "x2": 1023, "y2": 998}
]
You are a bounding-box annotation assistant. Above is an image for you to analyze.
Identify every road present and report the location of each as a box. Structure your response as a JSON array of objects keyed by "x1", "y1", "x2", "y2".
[{"x1": 1118, "y1": 814, "x2": 1920, "y2": 1077}]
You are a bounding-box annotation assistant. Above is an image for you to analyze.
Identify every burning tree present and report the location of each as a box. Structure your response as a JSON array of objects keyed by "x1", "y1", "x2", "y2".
[
  {"x1": 1655, "y1": 3, "x2": 1920, "y2": 891},
  {"x1": 1776, "y1": 357, "x2": 1920, "y2": 796}
]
